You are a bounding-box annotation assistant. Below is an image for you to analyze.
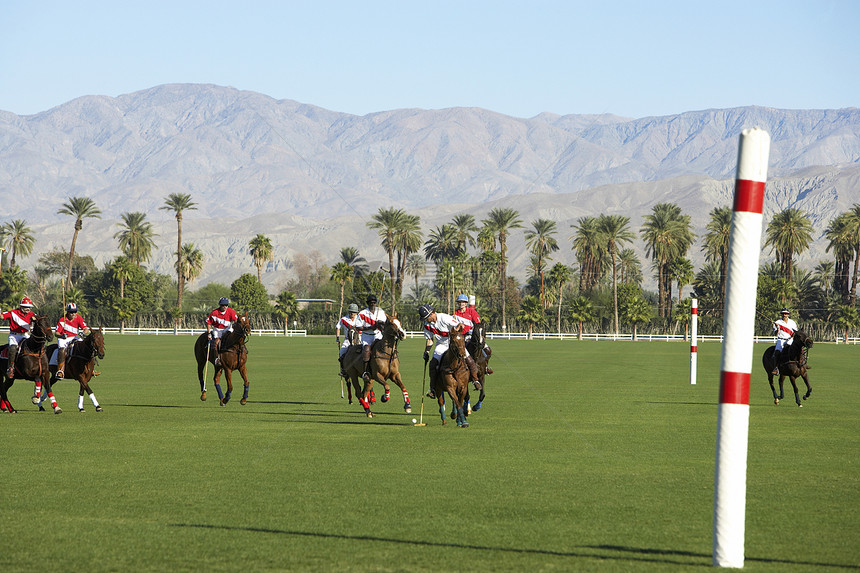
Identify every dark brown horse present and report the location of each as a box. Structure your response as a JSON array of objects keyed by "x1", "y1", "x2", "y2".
[
  {"x1": 342, "y1": 317, "x2": 410, "y2": 417},
  {"x1": 465, "y1": 321, "x2": 488, "y2": 411},
  {"x1": 194, "y1": 313, "x2": 251, "y2": 406},
  {"x1": 43, "y1": 329, "x2": 106, "y2": 412},
  {"x1": 436, "y1": 323, "x2": 470, "y2": 427},
  {"x1": 0, "y1": 316, "x2": 59, "y2": 414},
  {"x1": 762, "y1": 329, "x2": 813, "y2": 406}
]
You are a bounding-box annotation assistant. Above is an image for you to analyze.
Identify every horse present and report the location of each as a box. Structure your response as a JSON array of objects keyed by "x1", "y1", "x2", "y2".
[
  {"x1": 436, "y1": 323, "x2": 470, "y2": 427},
  {"x1": 465, "y1": 321, "x2": 488, "y2": 411},
  {"x1": 762, "y1": 329, "x2": 813, "y2": 406},
  {"x1": 42, "y1": 329, "x2": 106, "y2": 412},
  {"x1": 342, "y1": 317, "x2": 411, "y2": 418},
  {"x1": 340, "y1": 324, "x2": 363, "y2": 406},
  {"x1": 0, "y1": 316, "x2": 60, "y2": 414},
  {"x1": 194, "y1": 313, "x2": 251, "y2": 406}
]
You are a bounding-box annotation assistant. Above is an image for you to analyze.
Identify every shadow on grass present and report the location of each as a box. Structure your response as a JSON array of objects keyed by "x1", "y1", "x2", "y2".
[{"x1": 168, "y1": 524, "x2": 860, "y2": 569}]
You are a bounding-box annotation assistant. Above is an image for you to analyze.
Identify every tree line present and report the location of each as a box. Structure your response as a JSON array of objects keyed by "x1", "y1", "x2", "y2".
[{"x1": 2, "y1": 197, "x2": 860, "y2": 339}]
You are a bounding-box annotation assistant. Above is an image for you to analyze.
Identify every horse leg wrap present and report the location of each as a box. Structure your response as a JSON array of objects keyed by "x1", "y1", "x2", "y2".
[
  {"x1": 242, "y1": 386, "x2": 249, "y2": 400},
  {"x1": 6, "y1": 346, "x2": 17, "y2": 377},
  {"x1": 215, "y1": 384, "x2": 224, "y2": 400}
]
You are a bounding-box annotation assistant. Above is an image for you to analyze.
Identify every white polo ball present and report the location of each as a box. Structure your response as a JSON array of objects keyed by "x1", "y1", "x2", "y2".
[{"x1": 412, "y1": 418, "x2": 417, "y2": 424}]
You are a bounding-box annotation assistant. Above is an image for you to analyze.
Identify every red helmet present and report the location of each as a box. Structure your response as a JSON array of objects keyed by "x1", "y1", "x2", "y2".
[{"x1": 20, "y1": 297, "x2": 33, "y2": 308}]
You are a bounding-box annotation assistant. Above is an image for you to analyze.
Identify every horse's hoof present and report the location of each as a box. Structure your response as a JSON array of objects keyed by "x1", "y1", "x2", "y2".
[
  {"x1": 366, "y1": 411, "x2": 374, "y2": 418},
  {"x1": 96, "y1": 406, "x2": 103, "y2": 412},
  {"x1": 474, "y1": 401, "x2": 482, "y2": 411},
  {"x1": 381, "y1": 393, "x2": 389, "y2": 403},
  {"x1": 219, "y1": 399, "x2": 226, "y2": 407},
  {"x1": 348, "y1": 399, "x2": 353, "y2": 405},
  {"x1": 798, "y1": 403, "x2": 803, "y2": 407},
  {"x1": 774, "y1": 399, "x2": 779, "y2": 405},
  {"x1": 79, "y1": 408, "x2": 85, "y2": 413},
  {"x1": 54, "y1": 407, "x2": 62, "y2": 414},
  {"x1": 31, "y1": 395, "x2": 40, "y2": 405},
  {"x1": 240, "y1": 397, "x2": 247, "y2": 405},
  {"x1": 38, "y1": 406, "x2": 45, "y2": 412},
  {"x1": 404, "y1": 405, "x2": 412, "y2": 413},
  {"x1": 441, "y1": 420, "x2": 448, "y2": 426},
  {"x1": 201, "y1": 392, "x2": 207, "y2": 401},
  {"x1": 459, "y1": 422, "x2": 469, "y2": 428}
]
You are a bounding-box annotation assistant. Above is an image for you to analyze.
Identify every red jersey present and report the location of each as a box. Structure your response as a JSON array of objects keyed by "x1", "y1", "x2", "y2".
[
  {"x1": 2, "y1": 309, "x2": 35, "y2": 334},
  {"x1": 206, "y1": 307, "x2": 239, "y2": 330},
  {"x1": 454, "y1": 307, "x2": 481, "y2": 329},
  {"x1": 56, "y1": 315, "x2": 88, "y2": 338}
]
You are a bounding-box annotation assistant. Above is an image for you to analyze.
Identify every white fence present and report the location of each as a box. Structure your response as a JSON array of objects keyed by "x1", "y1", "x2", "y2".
[{"x1": 2, "y1": 327, "x2": 857, "y2": 344}]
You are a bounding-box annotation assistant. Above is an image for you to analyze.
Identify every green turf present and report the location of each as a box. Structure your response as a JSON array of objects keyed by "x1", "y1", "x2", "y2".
[{"x1": 1, "y1": 335, "x2": 857, "y2": 572}]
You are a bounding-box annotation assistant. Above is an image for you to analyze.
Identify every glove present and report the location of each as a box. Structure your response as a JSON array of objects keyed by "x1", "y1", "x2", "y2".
[
  {"x1": 336, "y1": 336, "x2": 341, "y2": 345},
  {"x1": 207, "y1": 332, "x2": 213, "y2": 340},
  {"x1": 423, "y1": 350, "x2": 430, "y2": 362}
]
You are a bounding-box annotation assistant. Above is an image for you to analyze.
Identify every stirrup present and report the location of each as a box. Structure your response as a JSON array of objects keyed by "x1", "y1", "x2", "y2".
[
  {"x1": 486, "y1": 367, "x2": 494, "y2": 374},
  {"x1": 339, "y1": 368, "x2": 347, "y2": 377},
  {"x1": 362, "y1": 371, "x2": 370, "y2": 381},
  {"x1": 472, "y1": 380, "x2": 482, "y2": 391},
  {"x1": 56, "y1": 370, "x2": 64, "y2": 379},
  {"x1": 771, "y1": 368, "x2": 779, "y2": 375},
  {"x1": 5, "y1": 368, "x2": 13, "y2": 378},
  {"x1": 426, "y1": 391, "x2": 436, "y2": 399}
]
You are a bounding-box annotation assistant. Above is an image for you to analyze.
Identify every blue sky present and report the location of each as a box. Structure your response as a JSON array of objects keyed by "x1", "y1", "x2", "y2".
[{"x1": 1, "y1": 0, "x2": 857, "y2": 118}]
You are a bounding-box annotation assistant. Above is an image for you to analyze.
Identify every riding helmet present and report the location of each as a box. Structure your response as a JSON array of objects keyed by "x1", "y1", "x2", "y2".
[
  {"x1": 780, "y1": 308, "x2": 790, "y2": 315},
  {"x1": 20, "y1": 297, "x2": 33, "y2": 307},
  {"x1": 456, "y1": 294, "x2": 469, "y2": 303},
  {"x1": 417, "y1": 304, "x2": 434, "y2": 321},
  {"x1": 66, "y1": 302, "x2": 78, "y2": 313},
  {"x1": 347, "y1": 303, "x2": 359, "y2": 313},
  {"x1": 366, "y1": 294, "x2": 377, "y2": 304},
  {"x1": 219, "y1": 297, "x2": 230, "y2": 306}
]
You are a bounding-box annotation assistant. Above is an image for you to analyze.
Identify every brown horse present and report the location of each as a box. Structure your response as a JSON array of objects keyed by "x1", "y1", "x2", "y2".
[
  {"x1": 194, "y1": 313, "x2": 251, "y2": 406},
  {"x1": 43, "y1": 329, "x2": 106, "y2": 412},
  {"x1": 762, "y1": 329, "x2": 813, "y2": 406},
  {"x1": 0, "y1": 316, "x2": 60, "y2": 414},
  {"x1": 436, "y1": 323, "x2": 470, "y2": 427},
  {"x1": 342, "y1": 317, "x2": 410, "y2": 417},
  {"x1": 465, "y1": 321, "x2": 488, "y2": 411}
]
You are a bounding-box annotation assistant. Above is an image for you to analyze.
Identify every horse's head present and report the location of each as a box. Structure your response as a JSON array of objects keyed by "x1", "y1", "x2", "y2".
[
  {"x1": 471, "y1": 321, "x2": 485, "y2": 347},
  {"x1": 449, "y1": 323, "x2": 467, "y2": 357},
  {"x1": 32, "y1": 316, "x2": 54, "y2": 343},
  {"x1": 384, "y1": 317, "x2": 406, "y2": 341},
  {"x1": 795, "y1": 329, "x2": 813, "y2": 349},
  {"x1": 89, "y1": 328, "x2": 106, "y2": 359},
  {"x1": 234, "y1": 313, "x2": 252, "y2": 338}
]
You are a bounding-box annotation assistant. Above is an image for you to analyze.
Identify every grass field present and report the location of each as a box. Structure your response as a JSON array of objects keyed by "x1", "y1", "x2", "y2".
[{"x1": 1, "y1": 334, "x2": 858, "y2": 572}]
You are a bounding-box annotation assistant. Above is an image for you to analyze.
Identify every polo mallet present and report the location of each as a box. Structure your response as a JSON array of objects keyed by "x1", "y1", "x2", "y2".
[
  {"x1": 337, "y1": 335, "x2": 344, "y2": 398},
  {"x1": 414, "y1": 357, "x2": 428, "y2": 426}
]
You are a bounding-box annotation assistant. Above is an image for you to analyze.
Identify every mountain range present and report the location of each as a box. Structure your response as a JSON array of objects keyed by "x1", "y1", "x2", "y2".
[{"x1": 1, "y1": 83, "x2": 858, "y2": 293}]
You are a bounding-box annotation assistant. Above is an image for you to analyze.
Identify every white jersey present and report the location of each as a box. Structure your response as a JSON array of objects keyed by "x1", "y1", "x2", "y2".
[
  {"x1": 356, "y1": 307, "x2": 387, "y2": 346},
  {"x1": 773, "y1": 317, "x2": 799, "y2": 351},
  {"x1": 424, "y1": 312, "x2": 461, "y2": 360}
]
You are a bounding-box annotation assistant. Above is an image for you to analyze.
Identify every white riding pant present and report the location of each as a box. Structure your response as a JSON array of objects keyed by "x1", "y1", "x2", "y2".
[{"x1": 775, "y1": 338, "x2": 793, "y2": 352}]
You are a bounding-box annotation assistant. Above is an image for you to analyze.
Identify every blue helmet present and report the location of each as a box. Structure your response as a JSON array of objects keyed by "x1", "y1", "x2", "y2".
[
  {"x1": 219, "y1": 297, "x2": 230, "y2": 306},
  {"x1": 456, "y1": 294, "x2": 469, "y2": 303}
]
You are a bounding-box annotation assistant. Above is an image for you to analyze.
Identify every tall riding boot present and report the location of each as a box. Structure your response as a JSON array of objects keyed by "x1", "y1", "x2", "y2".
[
  {"x1": 213, "y1": 339, "x2": 221, "y2": 366},
  {"x1": 427, "y1": 358, "x2": 439, "y2": 399},
  {"x1": 361, "y1": 345, "x2": 371, "y2": 381},
  {"x1": 483, "y1": 345, "x2": 493, "y2": 374},
  {"x1": 56, "y1": 347, "x2": 66, "y2": 378},
  {"x1": 465, "y1": 355, "x2": 481, "y2": 390},
  {"x1": 771, "y1": 350, "x2": 781, "y2": 375},
  {"x1": 6, "y1": 346, "x2": 17, "y2": 378},
  {"x1": 338, "y1": 354, "x2": 346, "y2": 377}
]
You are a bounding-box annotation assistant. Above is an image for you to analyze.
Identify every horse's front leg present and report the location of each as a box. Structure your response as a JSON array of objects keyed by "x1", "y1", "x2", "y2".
[
  {"x1": 390, "y1": 371, "x2": 411, "y2": 413},
  {"x1": 213, "y1": 365, "x2": 225, "y2": 404},
  {"x1": 220, "y1": 367, "x2": 234, "y2": 406},
  {"x1": 237, "y1": 359, "x2": 250, "y2": 405},
  {"x1": 437, "y1": 383, "x2": 447, "y2": 425},
  {"x1": 768, "y1": 374, "x2": 780, "y2": 405},
  {"x1": 41, "y1": 371, "x2": 61, "y2": 414},
  {"x1": 788, "y1": 376, "x2": 802, "y2": 407},
  {"x1": 801, "y1": 371, "x2": 812, "y2": 401},
  {"x1": 0, "y1": 376, "x2": 15, "y2": 413}
]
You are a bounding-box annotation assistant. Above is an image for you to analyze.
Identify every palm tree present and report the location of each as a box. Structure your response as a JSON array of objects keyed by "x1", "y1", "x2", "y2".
[
  {"x1": 569, "y1": 296, "x2": 594, "y2": 340},
  {"x1": 114, "y1": 211, "x2": 157, "y2": 267},
  {"x1": 394, "y1": 213, "x2": 422, "y2": 300},
  {"x1": 4, "y1": 219, "x2": 35, "y2": 267},
  {"x1": 176, "y1": 243, "x2": 204, "y2": 302},
  {"x1": 617, "y1": 248, "x2": 642, "y2": 285},
  {"x1": 248, "y1": 234, "x2": 274, "y2": 283},
  {"x1": 597, "y1": 214, "x2": 634, "y2": 335},
  {"x1": 571, "y1": 216, "x2": 606, "y2": 292},
  {"x1": 109, "y1": 256, "x2": 137, "y2": 333},
  {"x1": 524, "y1": 218, "x2": 559, "y2": 308},
  {"x1": 622, "y1": 296, "x2": 653, "y2": 341},
  {"x1": 641, "y1": 203, "x2": 695, "y2": 318},
  {"x1": 813, "y1": 261, "x2": 835, "y2": 299},
  {"x1": 160, "y1": 193, "x2": 197, "y2": 312},
  {"x1": 58, "y1": 196, "x2": 101, "y2": 290},
  {"x1": 340, "y1": 247, "x2": 369, "y2": 277},
  {"x1": 423, "y1": 224, "x2": 459, "y2": 264},
  {"x1": 517, "y1": 295, "x2": 544, "y2": 339},
  {"x1": 843, "y1": 204, "x2": 860, "y2": 306},
  {"x1": 476, "y1": 225, "x2": 496, "y2": 252},
  {"x1": 764, "y1": 208, "x2": 814, "y2": 282},
  {"x1": 404, "y1": 253, "x2": 426, "y2": 295},
  {"x1": 330, "y1": 261, "x2": 353, "y2": 316},
  {"x1": 702, "y1": 206, "x2": 732, "y2": 305},
  {"x1": 548, "y1": 263, "x2": 572, "y2": 334},
  {"x1": 835, "y1": 304, "x2": 860, "y2": 343},
  {"x1": 451, "y1": 214, "x2": 478, "y2": 254},
  {"x1": 482, "y1": 208, "x2": 523, "y2": 329},
  {"x1": 367, "y1": 207, "x2": 406, "y2": 310},
  {"x1": 824, "y1": 213, "x2": 854, "y2": 301},
  {"x1": 275, "y1": 290, "x2": 299, "y2": 335},
  {"x1": 669, "y1": 257, "x2": 695, "y2": 307}
]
